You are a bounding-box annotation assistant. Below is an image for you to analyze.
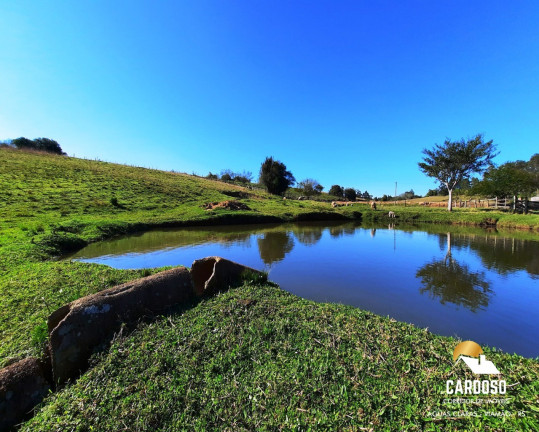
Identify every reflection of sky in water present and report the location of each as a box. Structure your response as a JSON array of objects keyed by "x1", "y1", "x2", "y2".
[{"x1": 70, "y1": 224, "x2": 539, "y2": 358}]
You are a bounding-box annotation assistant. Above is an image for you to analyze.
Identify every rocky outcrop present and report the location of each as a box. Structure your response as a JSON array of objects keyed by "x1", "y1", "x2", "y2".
[
  {"x1": 0, "y1": 357, "x2": 51, "y2": 431},
  {"x1": 191, "y1": 256, "x2": 262, "y2": 297},
  {"x1": 48, "y1": 267, "x2": 194, "y2": 385}
]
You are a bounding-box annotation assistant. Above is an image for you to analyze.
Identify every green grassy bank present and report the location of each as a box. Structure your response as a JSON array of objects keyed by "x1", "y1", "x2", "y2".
[
  {"x1": 1, "y1": 148, "x2": 538, "y2": 430},
  {"x1": 22, "y1": 283, "x2": 539, "y2": 431}
]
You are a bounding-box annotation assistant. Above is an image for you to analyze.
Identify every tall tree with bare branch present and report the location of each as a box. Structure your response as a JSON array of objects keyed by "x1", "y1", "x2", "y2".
[{"x1": 418, "y1": 134, "x2": 498, "y2": 211}]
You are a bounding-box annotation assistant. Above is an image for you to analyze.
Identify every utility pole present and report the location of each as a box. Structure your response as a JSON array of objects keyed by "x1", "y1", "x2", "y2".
[{"x1": 394, "y1": 182, "x2": 397, "y2": 205}]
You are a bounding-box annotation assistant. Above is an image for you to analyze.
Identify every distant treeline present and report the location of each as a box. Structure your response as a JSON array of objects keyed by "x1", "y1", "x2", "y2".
[
  {"x1": 206, "y1": 159, "x2": 374, "y2": 201},
  {"x1": 1, "y1": 137, "x2": 65, "y2": 155}
]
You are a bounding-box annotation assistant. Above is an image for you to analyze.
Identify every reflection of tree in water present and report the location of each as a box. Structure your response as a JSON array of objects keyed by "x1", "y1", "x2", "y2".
[
  {"x1": 292, "y1": 225, "x2": 323, "y2": 246},
  {"x1": 216, "y1": 233, "x2": 253, "y2": 249},
  {"x1": 329, "y1": 226, "x2": 345, "y2": 238},
  {"x1": 416, "y1": 233, "x2": 492, "y2": 312},
  {"x1": 257, "y1": 231, "x2": 295, "y2": 265},
  {"x1": 449, "y1": 234, "x2": 539, "y2": 279}
]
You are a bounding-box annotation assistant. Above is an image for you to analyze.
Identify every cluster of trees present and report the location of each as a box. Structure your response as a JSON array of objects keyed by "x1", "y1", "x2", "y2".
[
  {"x1": 2, "y1": 137, "x2": 65, "y2": 155},
  {"x1": 297, "y1": 179, "x2": 324, "y2": 196},
  {"x1": 206, "y1": 169, "x2": 254, "y2": 185},
  {"x1": 379, "y1": 190, "x2": 419, "y2": 201},
  {"x1": 473, "y1": 154, "x2": 538, "y2": 201},
  {"x1": 328, "y1": 185, "x2": 372, "y2": 201},
  {"x1": 419, "y1": 134, "x2": 538, "y2": 211},
  {"x1": 256, "y1": 157, "x2": 371, "y2": 200}
]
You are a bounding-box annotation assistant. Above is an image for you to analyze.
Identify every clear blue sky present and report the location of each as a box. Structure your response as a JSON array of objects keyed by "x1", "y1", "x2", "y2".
[{"x1": 1, "y1": 1, "x2": 538, "y2": 197}]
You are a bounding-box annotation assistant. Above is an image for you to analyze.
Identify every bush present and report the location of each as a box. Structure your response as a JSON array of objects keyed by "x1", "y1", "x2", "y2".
[{"x1": 12, "y1": 137, "x2": 65, "y2": 155}]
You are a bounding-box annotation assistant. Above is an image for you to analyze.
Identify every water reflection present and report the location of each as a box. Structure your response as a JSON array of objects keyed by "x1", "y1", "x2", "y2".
[
  {"x1": 69, "y1": 223, "x2": 539, "y2": 280},
  {"x1": 291, "y1": 225, "x2": 324, "y2": 246},
  {"x1": 328, "y1": 224, "x2": 356, "y2": 239},
  {"x1": 416, "y1": 233, "x2": 491, "y2": 312},
  {"x1": 257, "y1": 231, "x2": 295, "y2": 265},
  {"x1": 450, "y1": 234, "x2": 539, "y2": 278},
  {"x1": 68, "y1": 222, "x2": 539, "y2": 357}
]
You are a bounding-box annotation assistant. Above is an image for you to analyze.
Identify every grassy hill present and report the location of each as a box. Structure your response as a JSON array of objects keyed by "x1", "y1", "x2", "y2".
[
  {"x1": 0, "y1": 148, "x2": 345, "y2": 365},
  {"x1": 1, "y1": 148, "x2": 538, "y2": 430}
]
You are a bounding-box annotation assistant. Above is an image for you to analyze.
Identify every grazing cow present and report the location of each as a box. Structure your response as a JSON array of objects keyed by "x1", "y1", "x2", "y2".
[
  {"x1": 370, "y1": 201, "x2": 377, "y2": 210},
  {"x1": 388, "y1": 211, "x2": 396, "y2": 218}
]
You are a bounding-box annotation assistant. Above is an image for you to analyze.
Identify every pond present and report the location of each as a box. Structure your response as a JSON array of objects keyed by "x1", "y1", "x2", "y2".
[{"x1": 68, "y1": 222, "x2": 539, "y2": 358}]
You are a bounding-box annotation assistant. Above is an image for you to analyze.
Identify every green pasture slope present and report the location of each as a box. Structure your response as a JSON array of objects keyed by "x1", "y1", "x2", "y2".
[{"x1": 1, "y1": 148, "x2": 538, "y2": 430}]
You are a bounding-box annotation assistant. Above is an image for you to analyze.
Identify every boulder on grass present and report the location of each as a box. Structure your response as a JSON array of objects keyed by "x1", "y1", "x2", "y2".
[
  {"x1": 0, "y1": 357, "x2": 51, "y2": 431},
  {"x1": 48, "y1": 267, "x2": 194, "y2": 385},
  {"x1": 191, "y1": 256, "x2": 264, "y2": 297}
]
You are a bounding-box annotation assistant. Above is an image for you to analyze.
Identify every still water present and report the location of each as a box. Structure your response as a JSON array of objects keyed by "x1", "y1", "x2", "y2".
[{"x1": 68, "y1": 222, "x2": 539, "y2": 358}]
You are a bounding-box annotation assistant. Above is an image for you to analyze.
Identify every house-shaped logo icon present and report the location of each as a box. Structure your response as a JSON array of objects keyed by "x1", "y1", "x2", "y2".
[
  {"x1": 456, "y1": 354, "x2": 500, "y2": 374},
  {"x1": 453, "y1": 340, "x2": 501, "y2": 375}
]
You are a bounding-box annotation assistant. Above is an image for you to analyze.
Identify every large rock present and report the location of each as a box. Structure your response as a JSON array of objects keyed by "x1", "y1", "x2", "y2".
[
  {"x1": 48, "y1": 267, "x2": 194, "y2": 385},
  {"x1": 191, "y1": 256, "x2": 264, "y2": 297},
  {"x1": 0, "y1": 357, "x2": 51, "y2": 432}
]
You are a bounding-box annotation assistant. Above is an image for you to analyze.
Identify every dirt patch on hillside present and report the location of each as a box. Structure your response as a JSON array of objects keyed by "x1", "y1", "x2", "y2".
[{"x1": 204, "y1": 200, "x2": 251, "y2": 211}]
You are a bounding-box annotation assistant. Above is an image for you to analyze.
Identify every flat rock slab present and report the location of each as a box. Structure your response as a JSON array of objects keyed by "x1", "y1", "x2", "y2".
[
  {"x1": 0, "y1": 357, "x2": 51, "y2": 432},
  {"x1": 48, "y1": 267, "x2": 194, "y2": 385}
]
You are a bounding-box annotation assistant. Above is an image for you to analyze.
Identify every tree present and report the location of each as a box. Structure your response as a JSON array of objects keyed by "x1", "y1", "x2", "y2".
[
  {"x1": 12, "y1": 137, "x2": 35, "y2": 150},
  {"x1": 259, "y1": 157, "x2": 295, "y2": 195},
  {"x1": 418, "y1": 134, "x2": 497, "y2": 211},
  {"x1": 220, "y1": 173, "x2": 232, "y2": 182},
  {"x1": 329, "y1": 185, "x2": 344, "y2": 198},
  {"x1": 343, "y1": 188, "x2": 356, "y2": 201},
  {"x1": 474, "y1": 162, "x2": 537, "y2": 211},
  {"x1": 297, "y1": 178, "x2": 323, "y2": 196},
  {"x1": 34, "y1": 138, "x2": 64, "y2": 154},
  {"x1": 12, "y1": 137, "x2": 65, "y2": 155},
  {"x1": 234, "y1": 171, "x2": 253, "y2": 184},
  {"x1": 362, "y1": 190, "x2": 372, "y2": 200},
  {"x1": 402, "y1": 190, "x2": 413, "y2": 200}
]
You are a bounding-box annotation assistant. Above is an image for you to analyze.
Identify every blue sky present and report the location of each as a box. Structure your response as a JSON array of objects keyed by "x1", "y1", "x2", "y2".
[{"x1": 1, "y1": 1, "x2": 538, "y2": 197}]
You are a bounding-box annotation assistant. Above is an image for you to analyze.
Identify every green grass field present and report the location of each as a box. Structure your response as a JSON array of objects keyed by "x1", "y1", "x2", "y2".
[
  {"x1": 21, "y1": 284, "x2": 539, "y2": 431},
  {"x1": 1, "y1": 148, "x2": 538, "y2": 430}
]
